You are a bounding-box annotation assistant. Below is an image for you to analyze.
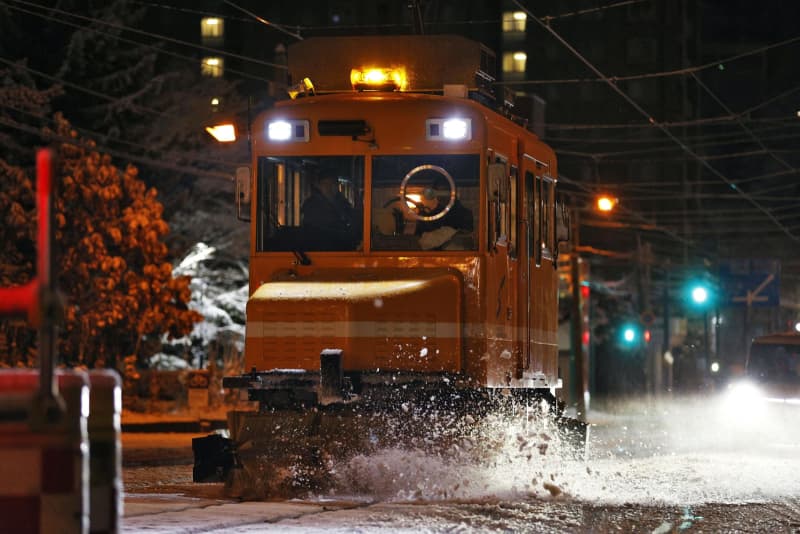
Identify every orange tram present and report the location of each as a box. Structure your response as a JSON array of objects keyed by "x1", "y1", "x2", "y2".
[{"x1": 195, "y1": 35, "x2": 582, "y2": 492}]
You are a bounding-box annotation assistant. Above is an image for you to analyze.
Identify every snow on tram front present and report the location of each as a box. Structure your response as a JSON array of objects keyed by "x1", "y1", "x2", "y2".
[{"x1": 194, "y1": 35, "x2": 584, "y2": 496}]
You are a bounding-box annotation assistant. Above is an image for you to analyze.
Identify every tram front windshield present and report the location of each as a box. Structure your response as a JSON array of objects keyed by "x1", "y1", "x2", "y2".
[
  {"x1": 256, "y1": 156, "x2": 365, "y2": 252},
  {"x1": 371, "y1": 154, "x2": 479, "y2": 251},
  {"x1": 748, "y1": 343, "x2": 800, "y2": 386},
  {"x1": 255, "y1": 154, "x2": 479, "y2": 253}
]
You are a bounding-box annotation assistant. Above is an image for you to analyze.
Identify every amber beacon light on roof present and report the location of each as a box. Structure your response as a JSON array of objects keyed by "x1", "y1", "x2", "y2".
[{"x1": 350, "y1": 67, "x2": 407, "y2": 91}]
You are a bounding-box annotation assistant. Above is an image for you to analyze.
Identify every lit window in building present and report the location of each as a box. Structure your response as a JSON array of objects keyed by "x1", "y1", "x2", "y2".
[
  {"x1": 502, "y1": 11, "x2": 527, "y2": 32},
  {"x1": 201, "y1": 17, "x2": 224, "y2": 38},
  {"x1": 503, "y1": 51, "x2": 527, "y2": 74},
  {"x1": 202, "y1": 57, "x2": 224, "y2": 77}
]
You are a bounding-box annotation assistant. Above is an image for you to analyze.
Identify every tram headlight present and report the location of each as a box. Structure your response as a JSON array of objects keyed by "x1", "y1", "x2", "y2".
[
  {"x1": 266, "y1": 120, "x2": 310, "y2": 142},
  {"x1": 443, "y1": 118, "x2": 469, "y2": 140},
  {"x1": 268, "y1": 121, "x2": 292, "y2": 141},
  {"x1": 426, "y1": 118, "x2": 472, "y2": 141}
]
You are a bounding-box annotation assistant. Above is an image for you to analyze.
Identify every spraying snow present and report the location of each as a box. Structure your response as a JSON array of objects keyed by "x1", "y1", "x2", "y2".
[{"x1": 325, "y1": 394, "x2": 800, "y2": 506}]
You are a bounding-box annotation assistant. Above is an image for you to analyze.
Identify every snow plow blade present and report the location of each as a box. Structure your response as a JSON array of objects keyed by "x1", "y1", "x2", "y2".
[
  {"x1": 192, "y1": 346, "x2": 589, "y2": 496},
  {"x1": 192, "y1": 433, "x2": 236, "y2": 483},
  {"x1": 192, "y1": 390, "x2": 590, "y2": 497}
]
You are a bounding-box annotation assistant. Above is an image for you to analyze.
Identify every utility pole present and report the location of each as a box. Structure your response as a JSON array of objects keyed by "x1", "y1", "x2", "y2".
[
  {"x1": 570, "y1": 208, "x2": 587, "y2": 420},
  {"x1": 662, "y1": 264, "x2": 671, "y2": 394},
  {"x1": 409, "y1": 0, "x2": 425, "y2": 34}
]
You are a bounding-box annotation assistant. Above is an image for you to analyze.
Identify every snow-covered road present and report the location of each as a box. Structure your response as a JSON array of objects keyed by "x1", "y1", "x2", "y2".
[{"x1": 121, "y1": 395, "x2": 800, "y2": 532}]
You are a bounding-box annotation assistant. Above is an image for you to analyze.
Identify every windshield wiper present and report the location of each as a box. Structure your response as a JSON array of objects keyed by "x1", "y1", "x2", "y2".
[{"x1": 293, "y1": 249, "x2": 311, "y2": 266}]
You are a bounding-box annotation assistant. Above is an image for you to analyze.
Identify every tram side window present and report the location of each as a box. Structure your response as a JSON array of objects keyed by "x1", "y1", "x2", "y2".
[
  {"x1": 371, "y1": 154, "x2": 479, "y2": 252},
  {"x1": 525, "y1": 170, "x2": 541, "y2": 266},
  {"x1": 255, "y1": 156, "x2": 364, "y2": 252},
  {"x1": 540, "y1": 176, "x2": 554, "y2": 260},
  {"x1": 527, "y1": 172, "x2": 555, "y2": 264},
  {"x1": 509, "y1": 166, "x2": 518, "y2": 258},
  {"x1": 488, "y1": 159, "x2": 508, "y2": 249},
  {"x1": 488, "y1": 159, "x2": 516, "y2": 257}
]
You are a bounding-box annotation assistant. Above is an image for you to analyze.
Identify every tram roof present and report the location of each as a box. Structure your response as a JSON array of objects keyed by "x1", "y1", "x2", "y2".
[{"x1": 287, "y1": 35, "x2": 495, "y2": 96}]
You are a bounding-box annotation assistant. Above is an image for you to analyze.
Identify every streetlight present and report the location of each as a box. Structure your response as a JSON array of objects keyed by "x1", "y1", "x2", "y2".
[
  {"x1": 570, "y1": 194, "x2": 617, "y2": 421},
  {"x1": 205, "y1": 123, "x2": 237, "y2": 143},
  {"x1": 596, "y1": 195, "x2": 617, "y2": 213}
]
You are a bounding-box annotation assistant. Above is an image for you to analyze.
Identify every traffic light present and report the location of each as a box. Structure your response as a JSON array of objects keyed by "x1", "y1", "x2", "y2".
[
  {"x1": 618, "y1": 322, "x2": 643, "y2": 350},
  {"x1": 623, "y1": 326, "x2": 637, "y2": 343},
  {"x1": 684, "y1": 275, "x2": 717, "y2": 311},
  {"x1": 691, "y1": 285, "x2": 708, "y2": 305}
]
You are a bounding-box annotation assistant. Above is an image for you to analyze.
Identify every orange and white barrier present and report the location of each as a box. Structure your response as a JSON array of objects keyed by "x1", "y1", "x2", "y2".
[
  {"x1": 0, "y1": 370, "x2": 90, "y2": 534},
  {"x1": 88, "y1": 370, "x2": 122, "y2": 534}
]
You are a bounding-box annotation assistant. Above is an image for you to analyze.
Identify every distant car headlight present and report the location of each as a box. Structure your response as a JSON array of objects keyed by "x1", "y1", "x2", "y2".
[
  {"x1": 722, "y1": 380, "x2": 766, "y2": 420},
  {"x1": 728, "y1": 380, "x2": 761, "y2": 399}
]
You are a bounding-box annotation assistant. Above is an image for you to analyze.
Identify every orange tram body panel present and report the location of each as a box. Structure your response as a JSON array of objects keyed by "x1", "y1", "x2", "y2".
[{"x1": 237, "y1": 35, "x2": 564, "y2": 399}]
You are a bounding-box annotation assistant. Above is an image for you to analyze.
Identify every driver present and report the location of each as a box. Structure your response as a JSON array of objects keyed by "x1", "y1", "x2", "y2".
[
  {"x1": 301, "y1": 172, "x2": 360, "y2": 250},
  {"x1": 415, "y1": 176, "x2": 473, "y2": 235}
]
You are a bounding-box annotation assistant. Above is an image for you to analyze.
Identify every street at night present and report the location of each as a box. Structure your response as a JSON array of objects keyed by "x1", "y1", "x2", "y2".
[
  {"x1": 121, "y1": 394, "x2": 800, "y2": 533},
  {"x1": 2, "y1": 1, "x2": 800, "y2": 532}
]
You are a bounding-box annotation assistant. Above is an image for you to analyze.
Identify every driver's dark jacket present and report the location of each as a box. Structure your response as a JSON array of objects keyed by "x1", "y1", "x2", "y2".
[
  {"x1": 301, "y1": 190, "x2": 360, "y2": 250},
  {"x1": 416, "y1": 198, "x2": 473, "y2": 234}
]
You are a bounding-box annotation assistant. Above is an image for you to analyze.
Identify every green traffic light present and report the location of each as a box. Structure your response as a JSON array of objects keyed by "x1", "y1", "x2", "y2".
[
  {"x1": 685, "y1": 276, "x2": 715, "y2": 309},
  {"x1": 623, "y1": 327, "x2": 636, "y2": 342},
  {"x1": 618, "y1": 323, "x2": 641, "y2": 349},
  {"x1": 691, "y1": 286, "x2": 708, "y2": 304}
]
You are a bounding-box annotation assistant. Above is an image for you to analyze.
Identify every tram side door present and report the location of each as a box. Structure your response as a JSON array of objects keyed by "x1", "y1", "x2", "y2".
[
  {"x1": 517, "y1": 162, "x2": 536, "y2": 374},
  {"x1": 519, "y1": 156, "x2": 555, "y2": 377}
]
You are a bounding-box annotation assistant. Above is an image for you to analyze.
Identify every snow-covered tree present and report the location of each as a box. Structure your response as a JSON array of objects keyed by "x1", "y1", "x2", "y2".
[{"x1": 0, "y1": 114, "x2": 202, "y2": 369}]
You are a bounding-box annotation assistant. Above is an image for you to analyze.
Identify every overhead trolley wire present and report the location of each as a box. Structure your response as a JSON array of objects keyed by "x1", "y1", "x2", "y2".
[
  {"x1": 496, "y1": 33, "x2": 800, "y2": 86},
  {"x1": 512, "y1": 0, "x2": 800, "y2": 243},
  {"x1": 0, "y1": 56, "x2": 179, "y2": 121},
  {"x1": 692, "y1": 71, "x2": 800, "y2": 179},
  {"x1": 557, "y1": 172, "x2": 695, "y2": 247},
  {"x1": 5, "y1": 0, "x2": 287, "y2": 71},
  {"x1": 0, "y1": 116, "x2": 234, "y2": 181},
  {"x1": 222, "y1": 0, "x2": 303, "y2": 41},
  {"x1": 0, "y1": 1, "x2": 276, "y2": 84},
  {"x1": 0, "y1": 101, "x2": 242, "y2": 170}
]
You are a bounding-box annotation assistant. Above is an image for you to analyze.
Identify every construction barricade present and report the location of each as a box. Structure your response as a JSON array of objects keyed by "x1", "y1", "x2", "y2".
[
  {"x1": 0, "y1": 370, "x2": 90, "y2": 534},
  {"x1": 88, "y1": 370, "x2": 123, "y2": 534},
  {"x1": 0, "y1": 148, "x2": 122, "y2": 533}
]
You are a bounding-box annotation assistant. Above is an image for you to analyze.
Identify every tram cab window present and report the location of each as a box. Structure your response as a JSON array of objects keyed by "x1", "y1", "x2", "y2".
[
  {"x1": 749, "y1": 343, "x2": 800, "y2": 384},
  {"x1": 371, "y1": 154, "x2": 479, "y2": 251},
  {"x1": 255, "y1": 156, "x2": 364, "y2": 252}
]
